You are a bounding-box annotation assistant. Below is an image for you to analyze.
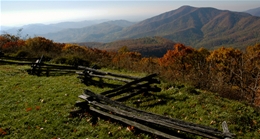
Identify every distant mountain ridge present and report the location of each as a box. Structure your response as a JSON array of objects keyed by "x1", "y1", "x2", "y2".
[
  {"x1": 42, "y1": 20, "x2": 135, "y2": 42},
  {"x1": 245, "y1": 7, "x2": 260, "y2": 17},
  {"x1": 40, "y1": 6, "x2": 260, "y2": 49},
  {"x1": 1, "y1": 19, "x2": 109, "y2": 37}
]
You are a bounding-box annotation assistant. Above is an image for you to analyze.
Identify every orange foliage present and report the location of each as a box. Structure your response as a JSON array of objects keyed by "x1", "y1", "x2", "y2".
[
  {"x1": 112, "y1": 51, "x2": 141, "y2": 69},
  {"x1": 159, "y1": 43, "x2": 194, "y2": 67},
  {"x1": 26, "y1": 107, "x2": 32, "y2": 112},
  {"x1": 0, "y1": 128, "x2": 7, "y2": 136},
  {"x1": 35, "y1": 106, "x2": 41, "y2": 110},
  {"x1": 207, "y1": 47, "x2": 243, "y2": 71}
]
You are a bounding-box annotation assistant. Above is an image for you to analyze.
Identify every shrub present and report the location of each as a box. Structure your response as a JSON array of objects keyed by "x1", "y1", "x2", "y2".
[
  {"x1": 14, "y1": 50, "x2": 31, "y2": 58},
  {"x1": 52, "y1": 55, "x2": 90, "y2": 67}
]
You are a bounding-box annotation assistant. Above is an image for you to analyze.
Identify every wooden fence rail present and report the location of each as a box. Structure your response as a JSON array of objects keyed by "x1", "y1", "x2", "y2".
[
  {"x1": 73, "y1": 89, "x2": 234, "y2": 139},
  {"x1": 0, "y1": 54, "x2": 39, "y2": 65},
  {"x1": 27, "y1": 55, "x2": 83, "y2": 76},
  {"x1": 76, "y1": 67, "x2": 161, "y2": 101},
  {"x1": 0, "y1": 55, "x2": 38, "y2": 61}
]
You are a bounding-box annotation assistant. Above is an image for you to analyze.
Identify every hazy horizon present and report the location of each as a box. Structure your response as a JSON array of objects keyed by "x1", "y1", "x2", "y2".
[{"x1": 1, "y1": 0, "x2": 260, "y2": 28}]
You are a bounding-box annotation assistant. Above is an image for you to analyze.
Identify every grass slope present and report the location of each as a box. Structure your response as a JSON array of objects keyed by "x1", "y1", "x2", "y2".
[
  {"x1": 0, "y1": 65, "x2": 260, "y2": 138},
  {"x1": 0, "y1": 65, "x2": 148, "y2": 139}
]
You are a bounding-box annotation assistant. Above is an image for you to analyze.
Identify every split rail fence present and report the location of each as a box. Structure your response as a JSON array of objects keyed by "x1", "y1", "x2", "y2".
[
  {"x1": 73, "y1": 67, "x2": 235, "y2": 139},
  {"x1": 0, "y1": 53, "x2": 82, "y2": 76}
]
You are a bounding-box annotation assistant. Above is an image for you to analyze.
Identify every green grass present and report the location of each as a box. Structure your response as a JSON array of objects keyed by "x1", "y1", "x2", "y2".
[
  {"x1": 0, "y1": 65, "x2": 149, "y2": 139},
  {"x1": 0, "y1": 64, "x2": 260, "y2": 138},
  {"x1": 125, "y1": 85, "x2": 260, "y2": 138}
]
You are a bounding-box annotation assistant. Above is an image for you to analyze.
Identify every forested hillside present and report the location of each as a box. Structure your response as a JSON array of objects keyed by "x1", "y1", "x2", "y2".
[{"x1": 78, "y1": 36, "x2": 176, "y2": 57}]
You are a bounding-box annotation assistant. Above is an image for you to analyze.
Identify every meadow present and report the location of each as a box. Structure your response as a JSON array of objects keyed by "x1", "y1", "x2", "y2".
[{"x1": 0, "y1": 64, "x2": 260, "y2": 138}]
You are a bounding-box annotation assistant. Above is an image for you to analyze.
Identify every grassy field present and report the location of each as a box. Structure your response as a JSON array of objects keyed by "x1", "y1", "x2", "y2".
[{"x1": 0, "y1": 64, "x2": 260, "y2": 139}]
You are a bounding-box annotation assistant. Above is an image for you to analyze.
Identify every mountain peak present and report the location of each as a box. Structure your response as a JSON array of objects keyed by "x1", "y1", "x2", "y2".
[{"x1": 178, "y1": 5, "x2": 196, "y2": 9}]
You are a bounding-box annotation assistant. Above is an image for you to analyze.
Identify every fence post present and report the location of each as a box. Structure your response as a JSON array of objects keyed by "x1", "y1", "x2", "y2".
[
  {"x1": 222, "y1": 121, "x2": 231, "y2": 139},
  {"x1": 31, "y1": 55, "x2": 44, "y2": 76}
]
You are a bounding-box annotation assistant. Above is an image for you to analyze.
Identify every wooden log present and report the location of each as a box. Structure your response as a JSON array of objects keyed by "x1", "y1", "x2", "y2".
[
  {"x1": 32, "y1": 68, "x2": 78, "y2": 73},
  {"x1": 87, "y1": 73, "x2": 132, "y2": 83},
  {"x1": 0, "y1": 59, "x2": 33, "y2": 65},
  {"x1": 105, "y1": 82, "x2": 157, "y2": 98},
  {"x1": 82, "y1": 90, "x2": 234, "y2": 138},
  {"x1": 76, "y1": 71, "x2": 84, "y2": 75},
  {"x1": 89, "y1": 105, "x2": 182, "y2": 139},
  {"x1": 42, "y1": 63, "x2": 77, "y2": 70},
  {"x1": 79, "y1": 94, "x2": 92, "y2": 100},
  {"x1": 79, "y1": 73, "x2": 159, "y2": 89},
  {"x1": 100, "y1": 74, "x2": 157, "y2": 96},
  {"x1": 115, "y1": 86, "x2": 161, "y2": 102},
  {"x1": 0, "y1": 55, "x2": 38, "y2": 61},
  {"x1": 75, "y1": 100, "x2": 90, "y2": 108},
  {"x1": 86, "y1": 99, "x2": 221, "y2": 139},
  {"x1": 78, "y1": 66, "x2": 141, "y2": 80}
]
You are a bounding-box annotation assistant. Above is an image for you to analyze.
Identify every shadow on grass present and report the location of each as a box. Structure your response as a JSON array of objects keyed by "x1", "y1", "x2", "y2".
[
  {"x1": 131, "y1": 92, "x2": 176, "y2": 108},
  {"x1": 81, "y1": 79, "x2": 122, "y2": 88}
]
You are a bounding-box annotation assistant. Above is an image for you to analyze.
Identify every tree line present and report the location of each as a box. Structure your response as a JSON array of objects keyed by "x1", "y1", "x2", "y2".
[{"x1": 1, "y1": 32, "x2": 260, "y2": 107}]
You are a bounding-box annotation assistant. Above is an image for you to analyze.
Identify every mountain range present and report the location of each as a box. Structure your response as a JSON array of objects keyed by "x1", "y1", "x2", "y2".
[
  {"x1": 1, "y1": 19, "x2": 109, "y2": 37},
  {"x1": 2, "y1": 6, "x2": 260, "y2": 50}
]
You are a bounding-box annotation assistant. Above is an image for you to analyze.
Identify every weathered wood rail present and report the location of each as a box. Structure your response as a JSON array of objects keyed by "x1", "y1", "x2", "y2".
[
  {"x1": 0, "y1": 53, "x2": 38, "y2": 65},
  {"x1": 27, "y1": 55, "x2": 83, "y2": 76},
  {"x1": 0, "y1": 53, "x2": 82, "y2": 76},
  {"x1": 76, "y1": 67, "x2": 161, "y2": 101},
  {"x1": 77, "y1": 66, "x2": 142, "y2": 85},
  {"x1": 73, "y1": 69, "x2": 235, "y2": 139},
  {"x1": 73, "y1": 89, "x2": 234, "y2": 139}
]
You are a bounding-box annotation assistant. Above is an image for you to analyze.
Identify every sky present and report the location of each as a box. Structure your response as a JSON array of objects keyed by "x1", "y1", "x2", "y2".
[{"x1": 1, "y1": 0, "x2": 260, "y2": 27}]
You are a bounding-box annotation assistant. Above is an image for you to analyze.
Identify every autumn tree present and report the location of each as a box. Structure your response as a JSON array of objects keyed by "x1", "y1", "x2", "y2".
[
  {"x1": 23, "y1": 36, "x2": 62, "y2": 58},
  {"x1": 118, "y1": 46, "x2": 130, "y2": 54},
  {"x1": 0, "y1": 30, "x2": 25, "y2": 54},
  {"x1": 242, "y1": 44, "x2": 260, "y2": 105},
  {"x1": 112, "y1": 51, "x2": 142, "y2": 70},
  {"x1": 137, "y1": 57, "x2": 160, "y2": 74},
  {"x1": 206, "y1": 47, "x2": 244, "y2": 99},
  {"x1": 159, "y1": 43, "x2": 196, "y2": 82}
]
